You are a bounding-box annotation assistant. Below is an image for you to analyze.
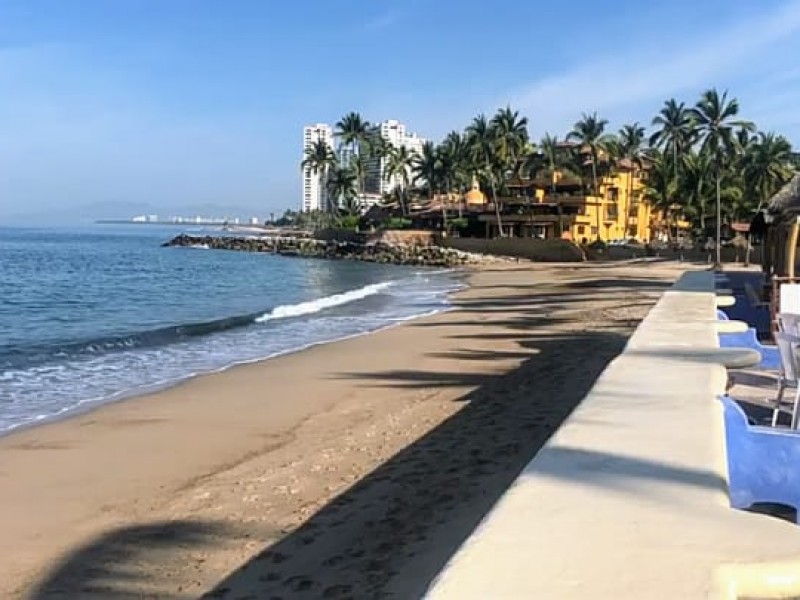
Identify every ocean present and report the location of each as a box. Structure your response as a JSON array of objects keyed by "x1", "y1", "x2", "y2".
[{"x1": 0, "y1": 225, "x2": 463, "y2": 434}]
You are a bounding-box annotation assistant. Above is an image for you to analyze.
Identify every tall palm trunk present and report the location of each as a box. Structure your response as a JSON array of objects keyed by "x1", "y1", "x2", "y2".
[
  {"x1": 491, "y1": 178, "x2": 504, "y2": 238},
  {"x1": 672, "y1": 141, "x2": 678, "y2": 187},
  {"x1": 715, "y1": 167, "x2": 722, "y2": 269},
  {"x1": 671, "y1": 141, "x2": 679, "y2": 242},
  {"x1": 551, "y1": 168, "x2": 562, "y2": 237},
  {"x1": 440, "y1": 182, "x2": 448, "y2": 233},
  {"x1": 591, "y1": 153, "x2": 601, "y2": 240},
  {"x1": 399, "y1": 186, "x2": 407, "y2": 217},
  {"x1": 321, "y1": 169, "x2": 328, "y2": 214}
]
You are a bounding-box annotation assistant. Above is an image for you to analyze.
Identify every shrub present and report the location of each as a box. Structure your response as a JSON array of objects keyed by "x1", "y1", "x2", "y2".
[
  {"x1": 340, "y1": 215, "x2": 361, "y2": 230},
  {"x1": 588, "y1": 239, "x2": 607, "y2": 250},
  {"x1": 383, "y1": 217, "x2": 413, "y2": 230},
  {"x1": 449, "y1": 217, "x2": 469, "y2": 230}
]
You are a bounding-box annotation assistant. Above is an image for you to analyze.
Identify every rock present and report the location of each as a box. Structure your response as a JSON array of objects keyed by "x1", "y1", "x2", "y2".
[{"x1": 162, "y1": 234, "x2": 490, "y2": 267}]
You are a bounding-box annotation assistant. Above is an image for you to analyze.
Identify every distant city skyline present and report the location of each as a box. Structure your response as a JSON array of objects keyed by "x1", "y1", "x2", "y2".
[{"x1": 2, "y1": 0, "x2": 800, "y2": 221}]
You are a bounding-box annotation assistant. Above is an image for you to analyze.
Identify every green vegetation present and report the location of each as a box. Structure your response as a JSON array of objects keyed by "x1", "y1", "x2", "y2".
[
  {"x1": 301, "y1": 89, "x2": 797, "y2": 244},
  {"x1": 383, "y1": 217, "x2": 413, "y2": 230}
]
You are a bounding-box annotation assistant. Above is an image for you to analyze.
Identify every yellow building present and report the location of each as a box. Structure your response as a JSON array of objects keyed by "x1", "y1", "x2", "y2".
[
  {"x1": 477, "y1": 167, "x2": 688, "y2": 243},
  {"x1": 573, "y1": 168, "x2": 652, "y2": 243}
]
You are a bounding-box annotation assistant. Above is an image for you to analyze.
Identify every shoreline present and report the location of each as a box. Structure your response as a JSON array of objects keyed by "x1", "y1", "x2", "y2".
[
  {"x1": 1, "y1": 267, "x2": 470, "y2": 438},
  {"x1": 0, "y1": 260, "x2": 688, "y2": 598}
]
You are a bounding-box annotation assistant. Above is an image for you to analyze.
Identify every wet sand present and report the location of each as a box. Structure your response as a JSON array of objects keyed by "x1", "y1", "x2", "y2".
[{"x1": 0, "y1": 260, "x2": 688, "y2": 599}]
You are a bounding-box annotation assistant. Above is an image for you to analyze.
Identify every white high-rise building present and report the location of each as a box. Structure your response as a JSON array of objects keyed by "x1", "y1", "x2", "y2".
[
  {"x1": 302, "y1": 123, "x2": 334, "y2": 212},
  {"x1": 364, "y1": 119, "x2": 426, "y2": 197}
]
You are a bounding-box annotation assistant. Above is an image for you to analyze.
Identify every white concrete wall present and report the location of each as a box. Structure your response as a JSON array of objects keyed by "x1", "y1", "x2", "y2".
[{"x1": 426, "y1": 271, "x2": 800, "y2": 599}]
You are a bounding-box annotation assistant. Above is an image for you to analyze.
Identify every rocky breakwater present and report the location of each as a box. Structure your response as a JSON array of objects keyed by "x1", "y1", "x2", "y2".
[{"x1": 163, "y1": 234, "x2": 488, "y2": 267}]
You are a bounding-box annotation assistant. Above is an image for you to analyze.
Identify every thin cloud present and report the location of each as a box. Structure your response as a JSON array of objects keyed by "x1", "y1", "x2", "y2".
[
  {"x1": 507, "y1": 0, "x2": 800, "y2": 138},
  {"x1": 362, "y1": 10, "x2": 402, "y2": 32}
]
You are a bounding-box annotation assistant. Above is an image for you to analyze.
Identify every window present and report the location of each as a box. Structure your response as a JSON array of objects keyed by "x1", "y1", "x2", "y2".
[
  {"x1": 591, "y1": 227, "x2": 598, "y2": 234},
  {"x1": 577, "y1": 225, "x2": 586, "y2": 235}
]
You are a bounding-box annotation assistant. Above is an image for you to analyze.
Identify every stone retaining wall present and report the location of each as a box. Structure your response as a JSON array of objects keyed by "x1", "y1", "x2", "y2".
[{"x1": 441, "y1": 237, "x2": 586, "y2": 262}]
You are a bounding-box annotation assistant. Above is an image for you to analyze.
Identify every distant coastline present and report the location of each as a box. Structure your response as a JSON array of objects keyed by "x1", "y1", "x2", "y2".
[{"x1": 95, "y1": 219, "x2": 182, "y2": 225}]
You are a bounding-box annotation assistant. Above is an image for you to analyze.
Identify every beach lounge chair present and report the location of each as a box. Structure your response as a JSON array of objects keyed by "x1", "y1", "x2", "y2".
[
  {"x1": 716, "y1": 295, "x2": 736, "y2": 308},
  {"x1": 770, "y1": 332, "x2": 800, "y2": 428},
  {"x1": 718, "y1": 328, "x2": 780, "y2": 371},
  {"x1": 721, "y1": 395, "x2": 800, "y2": 524}
]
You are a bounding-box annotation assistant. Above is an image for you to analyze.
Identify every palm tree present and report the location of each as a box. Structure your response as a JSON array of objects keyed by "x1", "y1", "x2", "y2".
[
  {"x1": 412, "y1": 140, "x2": 447, "y2": 230},
  {"x1": 642, "y1": 149, "x2": 678, "y2": 240},
  {"x1": 617, "y1": 122, "x2": 646, "y2": 238},
  {"x1": 440, "y1": 131, "x2": 472, "y2": 194},
  {"x1": 743, "y1": 131, "x2": 794, "y2": 212},
  {"x1": 490, "y1": 106, "x2": 529, "y2": 166},
  {"x1": 350, "y1": 153, "x2": 370, "y2": 211},
  {"x1": 680, "y1": 150, "x2": 714, "y2": 234},
  {"x1": 650, "y1": 99, "x2": 696, "y2": 182},
  {"x1": 335, "y1": 112, "x2": 371, "y2": 206},
  {"x1": 568, "y1": 112, "x2": 609, "y2": 240},
  {"x1": 367, "y1": 132, "x2": 392, "y2": 196},
  {"x1": 301, "y1": 139, "x2": 337, "y2": 213},
  {"x1": 540, "y1": 133, "x2": 566, "y2": 194},
  {"x1": 491, "y1": 106, "x2": 530, "y2": 196},
  {"x1": 440, "y1": 131, "x2": 474, "y2": 218},
  {"x1": 384, "y1": 144, "x2": 415, "y2": 215},
  {"x1": 466, "y1": 114, "x2": 505, "y2": 235},
  {"x1": 538, "y1": 133, "x2": 570, "y2": 236},
  {"x1": 412, "y1": 141, "x2": 440, "y2": 198},
  {"x1": 326, "y1": 164, "x2": 359, "y2": 216},
  {"x1": 335, "y1": 112, "x2": 370, "y2": 154},
  {"x1": 691, "y1": 88, "x2": 754, "y2": 267}
]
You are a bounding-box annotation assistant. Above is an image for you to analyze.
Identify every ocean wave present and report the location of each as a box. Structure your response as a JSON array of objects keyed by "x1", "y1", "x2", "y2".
[
  {"x1": 0, "y1": 282, "x2": 395, "y2": 369},
  {"x1": 0, "y1": 273, "x2": 463, "y2": 434},
  {"x1": 255, "y1": 282, "x2": 391, "y2": 322}
]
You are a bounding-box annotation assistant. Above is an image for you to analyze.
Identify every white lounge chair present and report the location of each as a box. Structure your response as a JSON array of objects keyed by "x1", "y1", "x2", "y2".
[
  {"x1": 778, "y1": 312, "x2": 800, "y2": 336},
  {"x1": 771, "y1": 332, "x2": 800, "y2": 428}
]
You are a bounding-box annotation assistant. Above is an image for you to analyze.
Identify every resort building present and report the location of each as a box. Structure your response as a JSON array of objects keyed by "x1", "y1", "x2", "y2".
[
  {"x1": 364, "y1": 119, "x2": 426, "y2": 196},
  {"x1": 301, "y1": 123, "x2": 335, "y2": 212},
  {"x1": 474, "y1": 167, "x2": 689, "y2": 243}
]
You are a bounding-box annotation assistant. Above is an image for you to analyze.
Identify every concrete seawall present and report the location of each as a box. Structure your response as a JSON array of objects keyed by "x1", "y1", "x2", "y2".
[{"x1": 426, "y1": 271, "x2": 800, "y2": 599}]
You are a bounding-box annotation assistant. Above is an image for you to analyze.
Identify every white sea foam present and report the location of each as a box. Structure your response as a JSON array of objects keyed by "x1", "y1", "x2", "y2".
[
  {"x1": 0, "y1": 273, "x2": 466, "y2": 435},
  {"x1": 255, "y1": 282, "x2": 392, "y2": 322}
]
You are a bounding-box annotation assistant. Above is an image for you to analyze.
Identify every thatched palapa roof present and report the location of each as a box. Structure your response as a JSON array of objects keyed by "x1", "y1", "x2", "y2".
[{"x1": 766, "y1": 173, "x2": 800, "y2": 224}]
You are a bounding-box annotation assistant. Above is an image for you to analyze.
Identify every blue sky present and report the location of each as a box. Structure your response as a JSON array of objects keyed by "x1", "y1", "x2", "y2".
[{"x1": 1, "y1": 0, "x2": 800, "y2": 219}]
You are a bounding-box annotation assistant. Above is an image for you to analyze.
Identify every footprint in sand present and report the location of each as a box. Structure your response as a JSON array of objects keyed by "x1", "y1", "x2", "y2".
[
  {"x1": 322, "y1": 555, "x2": 345, "y2": 567},
  {"x1": 323, "y1": 584, "x2": 353, "y2": 598}
]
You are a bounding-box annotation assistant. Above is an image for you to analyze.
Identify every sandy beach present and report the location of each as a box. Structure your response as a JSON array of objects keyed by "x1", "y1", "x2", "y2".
[{"x1": 0, "y1": 259, "x2": 688, "y2": 599}]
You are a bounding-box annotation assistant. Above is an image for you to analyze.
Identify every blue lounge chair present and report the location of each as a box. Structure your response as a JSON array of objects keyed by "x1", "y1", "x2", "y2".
[
  {"x1": 718, "y1": 328, "x2": 780, "y2": 371},
  {"x1": 721, "y1": 395, "x2": 800, "y2": 524}
]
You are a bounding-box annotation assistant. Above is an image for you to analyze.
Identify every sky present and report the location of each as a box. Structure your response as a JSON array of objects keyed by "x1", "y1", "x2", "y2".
[{"x1": 1, "y1": 0, "x2": 800, "y2": 220}]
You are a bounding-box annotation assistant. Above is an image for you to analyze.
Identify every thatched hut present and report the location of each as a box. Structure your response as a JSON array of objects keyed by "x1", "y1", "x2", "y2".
[{"x1": 761, "y1": 173, "x2": 800, "y2": 278}]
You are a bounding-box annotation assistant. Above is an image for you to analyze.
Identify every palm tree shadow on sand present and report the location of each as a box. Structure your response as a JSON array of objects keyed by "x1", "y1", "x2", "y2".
[
  {"x1": 27, "y1": 521, "x2": 241, "y2": 599},
  {"x1": 28, "y1": 274, "x2": 678, "y2": 600},
  {"x1": 199, "y1": 328, "x2": 641, "y2": 599}
]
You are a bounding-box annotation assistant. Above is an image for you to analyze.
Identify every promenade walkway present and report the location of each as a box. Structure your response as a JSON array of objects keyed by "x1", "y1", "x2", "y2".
[{"x1": 427, "y1": 270, "x2": 800, "y2": 599}]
